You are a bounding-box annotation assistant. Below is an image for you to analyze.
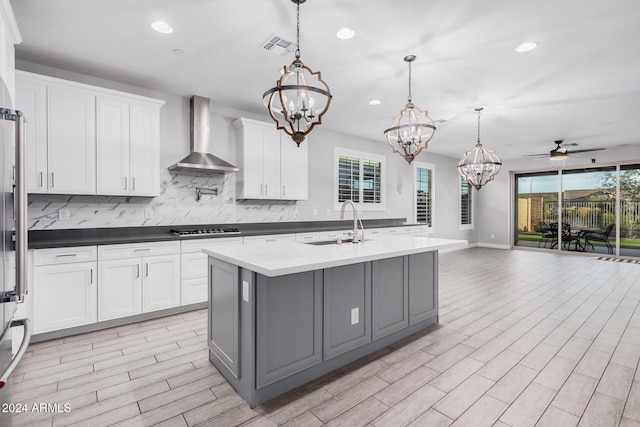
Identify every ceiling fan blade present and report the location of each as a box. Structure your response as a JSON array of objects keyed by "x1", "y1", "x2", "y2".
[{"x1": 566, "y1": 148, "x2": 606, "y2": 154}]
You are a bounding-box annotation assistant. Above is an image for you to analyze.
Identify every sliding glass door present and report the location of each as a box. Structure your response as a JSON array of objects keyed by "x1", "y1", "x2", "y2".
[
  {"x1": 560, "y1": 167, "x2": 616, "y2": 253},
  {"x1": 515, "y1": 164, "x2": 640, "y2": 258},
  {"x1": 515, "y1": 172, "x2": 559, "y2": 248},
  {"x1": 620, "y1": 164, "x2": 640, "y2": 257}
]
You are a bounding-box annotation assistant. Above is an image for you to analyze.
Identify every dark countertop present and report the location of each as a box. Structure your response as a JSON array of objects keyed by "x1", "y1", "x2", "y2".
[{"x1": 27, "y1": 218, "x2": 407, "y2": 249}]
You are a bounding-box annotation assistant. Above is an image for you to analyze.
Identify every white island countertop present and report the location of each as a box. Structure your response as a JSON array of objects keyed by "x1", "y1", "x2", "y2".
[{"x1": 202, "y1": 235, "x2": 467, "y2": 277}]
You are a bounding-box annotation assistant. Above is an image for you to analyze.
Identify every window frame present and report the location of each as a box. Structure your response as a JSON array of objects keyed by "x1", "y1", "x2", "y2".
[
  {"x1": 413, "y1": 161, "x2": 435, "y2": 231},
  {"x1": 459, "y1": 176, "x2": 474, "y2": 230},
  {"x1": 334, "y1": 147, "x2": 386, "y2": 211}
]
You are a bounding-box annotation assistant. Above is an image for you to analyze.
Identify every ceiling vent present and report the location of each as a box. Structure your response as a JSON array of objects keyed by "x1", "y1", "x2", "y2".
[{"x1": 261, "y1": 34, "x2": 296, "y2": 56}]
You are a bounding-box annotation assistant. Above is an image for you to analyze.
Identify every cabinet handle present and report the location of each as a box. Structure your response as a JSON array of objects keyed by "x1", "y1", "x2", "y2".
[
  {"x1": 50, "y1": 172, "x2": 54, "y2": 188},
  {"x1": 124, "y1": 177, "x2": 127, "y2": 190},
  {"x1": 265, "y1": 185, "x2": 268, "y2": 195},
  {"x1": 134, "y1": 248, "x2": 151, "y2": 252},
  {"x1": 145, "y1": 263, "x2": 149, "y2": 277},
  {"x1": 137, "y1": 264, "x2": 140, "y2": 278},
  {"x1": 56, "y1": 253, "x2": 77, "y2": 258},
  {"x1": 39, "y1": 171, "x2": 43, "y2": 188},
  {"x1": 282, "y1": 185, "x2": 285, "y2": 196},
  {"x1": 132, "y1": 177, "x2": 136, "y2": 191},
  {"x1": 90, "y1": 268, "x2": 93, "y2": 284},
  {"x1": 260, "y1": 184, "x2": 263, "y2": 195},
  {"x1": 266, "y1": 238, "x2": 276, "y2": 243}
]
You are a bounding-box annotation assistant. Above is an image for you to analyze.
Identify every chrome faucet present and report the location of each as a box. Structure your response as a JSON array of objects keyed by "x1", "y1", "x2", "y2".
[{"x1": 340, "y1": 199, "x2": 363, "y2": 243}]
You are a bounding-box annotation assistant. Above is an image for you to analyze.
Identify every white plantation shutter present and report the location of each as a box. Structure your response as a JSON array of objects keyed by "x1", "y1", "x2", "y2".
[
  {"x1": 460, "y1": 177, "x2": 473, "y2": 228},
  {"x1": 338, "y1": 155, "x2": 360, "y2": 203},
  {"x1": 335, "y1": 149, "x2": 385, "y2": 210},
  {"x1": 415, "y1": 166, "x2": 432, "y2": 226}
]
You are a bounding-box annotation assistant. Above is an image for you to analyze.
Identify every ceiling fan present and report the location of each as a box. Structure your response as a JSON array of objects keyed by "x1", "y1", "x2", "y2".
[{"x1": 525, "y1": 140, "x2": 606, "y2": 161}]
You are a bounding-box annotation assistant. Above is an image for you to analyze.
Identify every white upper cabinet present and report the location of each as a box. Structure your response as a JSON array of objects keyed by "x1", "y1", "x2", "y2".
[
  {"x1": 47, "y1": 83, "x2": 97, "y2": 194},
  {"x1": 15, "y1": 76, "x2": 48, "y2": 193},
  {"x1": 97, "y1": 96, "x2": 161, "y2": 196},
  {"x1": 233, "y1": 118, "x2": 308, "y2": 200},
  {"x1": 15, "y1": 71, "x2": 164, "y2": 196}
]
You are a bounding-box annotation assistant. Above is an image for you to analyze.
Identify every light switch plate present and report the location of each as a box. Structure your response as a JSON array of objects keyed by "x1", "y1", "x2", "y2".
[
  {"x1": 351, "y1": 307, "x2": 359, "y2": 325},
  {"x1": 242, "y1": 280, "x2": 249, "y2": 302}
]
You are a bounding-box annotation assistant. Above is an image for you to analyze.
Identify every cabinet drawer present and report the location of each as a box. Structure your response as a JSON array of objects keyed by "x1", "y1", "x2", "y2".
[
  {"x1": 34, "y1": 246, "x2": 97, "y2": 266},
  {"x1": 182, "y1": 277, "x2": 208, "y2": 305},
  {"x1": 295, "y1": 232, "x2": 320, "y2": 243},
  {"x1": 98, "y1": 241, "x2": 180, "y2": 260},
  {"x1": 181, "y1": 252, "x2": 208, "y2": 279},
  {"x1": 181, "y1": 236, "x2": 242, "y2": 253},
  {"x1": 243, "y1": 234, "x2": 295, "y2": 244}
]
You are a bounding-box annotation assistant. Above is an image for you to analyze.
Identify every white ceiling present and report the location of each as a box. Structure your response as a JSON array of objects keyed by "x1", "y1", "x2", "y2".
[{"x1": 10, "y1": 0, "x2": 640, "y2": 160}]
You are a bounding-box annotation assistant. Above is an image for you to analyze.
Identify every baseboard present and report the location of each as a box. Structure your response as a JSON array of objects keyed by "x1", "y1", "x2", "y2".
[
  {"x1": 439, "y1": 242, "x2": 476, "y2": 253},
  {"x1": 476, "y1": 243, "x2": 511, "y2": 250}
]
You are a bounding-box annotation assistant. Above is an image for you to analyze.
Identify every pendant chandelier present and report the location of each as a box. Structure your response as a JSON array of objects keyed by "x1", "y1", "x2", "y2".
[
  {"x1": 263, "y1": 0, "x2": 332, "y2": 146},
  {"x1": 383, "y1": 55, "x2": 436, "y2": 164},
  {"x1": 457, "y1": 107, "x2": 502, "y2": 190}
]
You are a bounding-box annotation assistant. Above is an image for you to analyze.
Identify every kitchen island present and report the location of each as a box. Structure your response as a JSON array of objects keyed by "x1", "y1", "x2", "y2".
[{"x1": 203, "y1": 234, "x2": 467, "y2": 406}]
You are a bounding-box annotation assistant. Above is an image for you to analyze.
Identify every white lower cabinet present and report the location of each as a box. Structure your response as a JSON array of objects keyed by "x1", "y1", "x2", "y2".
[
  {"x1": 33, "y1": 247, "x2": 98, "y2": 334},
  {"x1": 181, "y1": 237, "x2": 242, "y2": 305},
  {"x1": 98, "y1": 241, "x2": 180, "y2": 321}
]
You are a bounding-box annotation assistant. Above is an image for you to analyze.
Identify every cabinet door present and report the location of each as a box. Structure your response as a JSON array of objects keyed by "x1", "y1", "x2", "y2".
[
  {"x1": 238, "y1": 123, "x2": 263, "y2": 199},
  {"x1": 33, "y1": 261, "x2": 97, "y2": 333},
  {"x1": 47, "y1": 85, "x2": 96, "y2": 194},
  {"x1": 408, "y1": 252, "x2": 438, "y2": 324},
  {"x1": 142, "y1": 254, "x2": 181, "y2": 312},
  {"x1": 256, "y1": 270, "x2": 322, "y2": 388},
  {"x1": 261, "y1": 128, "x2": 281, "y2": 199},
  {"x1": 96, "y1": 95, "x2": 130, "y2": 196},
  {"x1": 323, "y1": 262, "x2": 371, "y2": 360},
  {"x1": 98, "y1": 258, "x2": 142, "y2": 321},
  {"x1": 280, "y1": 137, "x2": 308, "y2": 200},
  {"x1": 16, "y1": 76, "x2": 48, "y2": 193},
  {"x1": 130, "y1": 102, "x2": 160, "y2": 196},
  {"x1": 372, "y1": 256, "x2": 409, "y2": 340}
]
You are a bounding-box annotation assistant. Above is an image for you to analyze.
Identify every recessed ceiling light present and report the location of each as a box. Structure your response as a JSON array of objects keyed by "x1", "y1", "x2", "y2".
[
  {"x1": 515, "y1": 41, "x2": 538, "y2": 53},
  {"x1": 369, "y1": 99, "x2": 381, "y2": 106},
  {"x1": 151, "y1": 21, "x2": 174, "y2": 34},
  {"x1": 336, "y1": 27, "x2": 355, "y2": 40}
]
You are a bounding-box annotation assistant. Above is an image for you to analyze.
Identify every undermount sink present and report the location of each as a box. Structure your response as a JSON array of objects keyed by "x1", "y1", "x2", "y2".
[{"x1": 304, "y1": 239, "x2": 366, "y2": 246}]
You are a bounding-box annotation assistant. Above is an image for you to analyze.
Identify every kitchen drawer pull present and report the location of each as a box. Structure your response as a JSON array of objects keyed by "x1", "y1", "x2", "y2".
[
  {"x1": 50, "y1": 172, "x2": 54, "y2": 187},
  {"x1": 134, "y1": 248, "x2": 151, "y2": 252},
  {"x1": 39, "y1": 171, "x2": 43, "y2": 187},
  {"x1": 56, "y1": 253, "x2": 77, "y2": 258},
  {"x1": 124, "y1": 177, "x2": 127, "y2": 190},
  {"x1": 266, "y1": 238, "x2": 276, "y2": 243}
]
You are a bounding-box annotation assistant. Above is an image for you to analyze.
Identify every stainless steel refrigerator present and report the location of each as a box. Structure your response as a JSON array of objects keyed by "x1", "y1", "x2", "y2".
[{"x1": 0, "y1": 79, "x2": 30, "y2": 416}]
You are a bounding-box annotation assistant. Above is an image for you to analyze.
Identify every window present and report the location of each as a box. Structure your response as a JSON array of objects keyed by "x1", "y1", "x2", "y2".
[
  {"x1": 460, "y1": 177, "x2": 473, "y2": 230},
  {"x1": 414, "y1": 162, "x2": 434, "y2": 228},
  {"x1": 335, "y1": 148, "x2": 385, "y2": 210}
]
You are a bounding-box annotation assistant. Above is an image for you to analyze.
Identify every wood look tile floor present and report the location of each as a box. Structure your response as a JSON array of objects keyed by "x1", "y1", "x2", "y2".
[{"x1": 4, "y1": 248, "x2": 640, "y2": 427}]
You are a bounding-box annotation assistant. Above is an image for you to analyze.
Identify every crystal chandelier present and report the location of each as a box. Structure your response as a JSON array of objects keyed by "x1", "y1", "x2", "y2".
[
  {"x1": 457, "y1": 107, "x2": 502, "y2": 190},
  {"x1": 383, "y1": 55, "x2": 436, "y2": 164},
  {"x1": 263, "y1": 0, "x2": 332, "y2": 146}
]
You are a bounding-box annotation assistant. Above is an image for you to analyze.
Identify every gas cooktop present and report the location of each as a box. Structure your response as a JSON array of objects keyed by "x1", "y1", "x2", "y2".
[{"x1": 170, "y1": 228, "x2": 241, "y2": 237}]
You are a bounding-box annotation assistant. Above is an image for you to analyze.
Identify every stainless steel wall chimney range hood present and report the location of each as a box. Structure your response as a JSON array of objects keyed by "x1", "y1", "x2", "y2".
[{"x1": 169, "y1": 95, "x2": 239, "y2": 172}]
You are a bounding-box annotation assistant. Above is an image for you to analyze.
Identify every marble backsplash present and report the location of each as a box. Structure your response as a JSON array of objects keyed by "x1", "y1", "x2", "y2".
[{"x1": 27, "y1": 170, "x2": 298, "y2": 230}]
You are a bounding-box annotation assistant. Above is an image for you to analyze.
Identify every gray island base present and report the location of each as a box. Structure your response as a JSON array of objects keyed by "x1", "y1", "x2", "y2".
[{"x1": 203, "y1": 235, "x2": 466, "y2": 406}]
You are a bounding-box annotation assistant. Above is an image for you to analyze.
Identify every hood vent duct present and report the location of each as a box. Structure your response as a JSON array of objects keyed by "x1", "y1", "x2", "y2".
[{"x1": 169, "y1": 95, "x2": 239, "y2": 172}]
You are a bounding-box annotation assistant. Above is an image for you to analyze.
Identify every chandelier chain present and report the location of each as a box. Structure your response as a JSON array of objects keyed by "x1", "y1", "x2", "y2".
[
  {"x1": 477, "y1": 109, "x2": 481, "y2": 144},
  {"x1": 407, "y1": 60, "x2": 412, "y2": 102},
  {"x1": 295, "y1": 1, "x2": 301, "y2": 59}
]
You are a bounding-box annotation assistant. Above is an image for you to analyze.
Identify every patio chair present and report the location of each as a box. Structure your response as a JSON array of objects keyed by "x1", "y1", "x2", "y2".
[
  {"x1": 585, "y1": 223, "x2": 615, "y2": 254},
  {"x1": 560, "y1": 223, "x2": 582, "y2": 251},
  {"x1": 538, "y1": 222, "x2": 555, "y2": 248}
]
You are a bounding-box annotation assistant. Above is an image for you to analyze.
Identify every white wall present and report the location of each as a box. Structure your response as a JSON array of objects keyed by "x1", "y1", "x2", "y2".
[
  {"x1": 18, "y1": 60, "x2": 477, "y2": 242},
  {"x1": 475, "y1": 146, "x2": 640, "y2": 247}
]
